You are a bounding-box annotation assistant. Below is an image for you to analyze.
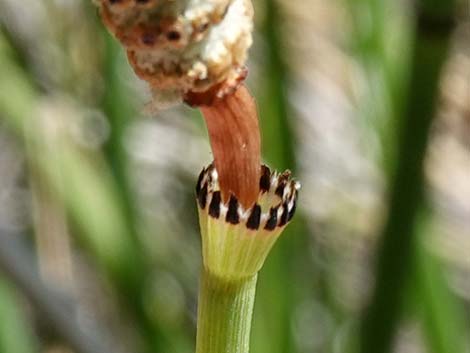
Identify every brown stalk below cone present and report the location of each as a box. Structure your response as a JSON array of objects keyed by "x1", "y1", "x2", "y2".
[{"x1": 200, "y1": 85, "x2": 261, "y2": 209}]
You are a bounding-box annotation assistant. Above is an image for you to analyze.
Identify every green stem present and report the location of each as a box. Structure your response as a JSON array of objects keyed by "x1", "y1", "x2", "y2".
[
  {"x1": 196, "y1": 271, "x2": 257, "y2": 353},
  {"x1": 359, "y1": 2, "x2": 456, "y2": 353}
]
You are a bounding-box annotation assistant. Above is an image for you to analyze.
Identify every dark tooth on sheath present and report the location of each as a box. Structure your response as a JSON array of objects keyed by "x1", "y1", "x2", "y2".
[
  {"x1": 278, "y1": 203, "x2": 289, "y2": 227},
  {"x1": 264, "y1": 207, "x2": 278, "y2": 231},
  {"x1": 259, "y1": 165, "x2": 271, "y2": 193},
  {"x1": 225, "y1": 195, "x2": 240, "y2": 224},
  {"x1": 206, "y1": 164, "x2": 215, "y2": 183},
  {"x1": 198, "y1": 183, "x2": 208, "y2": 209},
  {"x1": 208, "y1": 191, "x2": 221, "y2": 218},
  {"x1": 275, "y1": 182, "x2": 286, "y2": 198},
  {"x1": 287, "y1": 199, "x2": 297, "y2": 222},
  {"x1": 246, "y1": 204, "x2": 261, "y2": 230},
  {"x1": 196, "y1": 169, "x2": 205, "y2": 194},
  {"x1": 279, "y1": 170, "x2": 292, "y2": 181}
]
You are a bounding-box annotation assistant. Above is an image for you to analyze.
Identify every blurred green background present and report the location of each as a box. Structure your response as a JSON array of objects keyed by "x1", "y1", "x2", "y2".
[{"x1": 0, "y1": 1, "x2": 469, "y2": 353}]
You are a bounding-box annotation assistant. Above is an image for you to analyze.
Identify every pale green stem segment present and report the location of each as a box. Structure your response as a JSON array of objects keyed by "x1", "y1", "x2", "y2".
[{"x1": 196, "y1": 270, "x2": 258, "y2": 353}]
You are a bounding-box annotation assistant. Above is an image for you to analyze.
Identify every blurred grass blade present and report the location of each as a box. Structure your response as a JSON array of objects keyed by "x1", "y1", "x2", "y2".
[
  {"x1": 0, "y1": 27, "x2": 142, "y2": 291},
  {"x1": 101, "y1": 33, "x2": 140, "y2": 239},
  {"x1": 258, "y1": 0, "x2": 295, "y2": 171},
  {"x1": 346, "y1": 0, "x2": 411, "y2": 176},
  {"x1": 413, "y1": 211, "x2": 468, "y2": 353},
  {"x1": 99, "y1": 31, "x2": 189, "y2": 353},
  {"x1": 359, "y1": 2, "x2": 457, "y2": 353},
  {"x1": 0, "y1": 278, "x2": 37, "y2": 353},
  {"x1": 0, "y1": 30, "x2": 161, "y2": 353},
  {"x1": 253, "y1": 1, "x2": 322, "y2": 353},
  {"x1": 0, "y1": 231, "x2": 121, "y2": 353}
]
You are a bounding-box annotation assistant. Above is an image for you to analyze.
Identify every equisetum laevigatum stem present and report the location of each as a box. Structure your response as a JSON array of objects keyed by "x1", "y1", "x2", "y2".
[
  {"x1": 196, "y1": 271, "x2": 257, "y2": 353},
  {"x1": 94, "y1": 2, "x2": 299, "y2": 351},
  {"x1": 195, "y1": 163, "x2": 299, "y2": 353}
]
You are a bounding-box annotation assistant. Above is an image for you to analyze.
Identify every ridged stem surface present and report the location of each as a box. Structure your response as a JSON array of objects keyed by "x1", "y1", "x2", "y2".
[{"x1": 196, "y1": 270, "x2": 257, "y2": 353}]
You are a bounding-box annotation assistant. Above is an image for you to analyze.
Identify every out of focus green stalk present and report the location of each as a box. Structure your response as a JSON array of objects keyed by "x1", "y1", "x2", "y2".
[
  {"x1": 0, "y1": 231, "x2": 120, "y2": 353},
  {"x1": 0, "y1": 279, "x2": 36, "y2": 353},
  {"x1": 99, "y1": 31, "x2": 186, "y2": 353},
  {"x1": 0, "y1": 31, "x2": 141, "y2": 279},
  {"x1": 359, "y1": 2, "x2": 457, "y2": 352},
  {"x1": 101, "y1": 34, "x2": 139, "y2": 236},
  {"x1": 0, "y1": 31, "x2": 158, "y2": 353},
  {"x1": 413, "y1": 210, "x2": 468, "y2": 353},
  {"x1": 254, "y1": 2, "x2": 319, "y2": 353},
  {"x1": 347, "y1": 0, "x2": 411, "y2": 176},
  {"x1": 415, "y1": 250, "x2": 468, "y2": 353}
]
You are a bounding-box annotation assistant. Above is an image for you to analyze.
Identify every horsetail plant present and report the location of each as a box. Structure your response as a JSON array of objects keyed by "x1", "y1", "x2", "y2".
[
  {"x1": 96, "y1": 1, "x2": 300, "y2": 352},
  {"x1": 194, "y1": 85, "x2": 299, "y2": 353}
]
